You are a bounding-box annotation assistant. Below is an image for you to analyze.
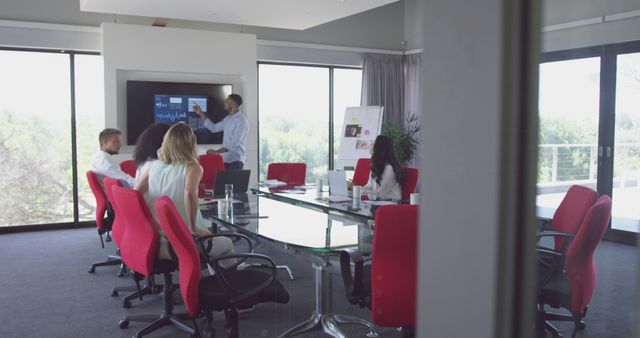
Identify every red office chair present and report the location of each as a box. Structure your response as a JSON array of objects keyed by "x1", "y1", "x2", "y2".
[
  {"x1": 267, "y1": 163, "x2": 307, "y2": 186},
  {"x1": 198, "y1": 154, "x2": 225, "y2": 190},
  {"x1": 542, "y1": 185, "x2": 598, "y2": 252},
  {"x1": 155, "y1": 196, "x2": 290, "y2": 338},
  {"x1": 119, "y1": 160, "x2": 138, "y2": 178},
  {"x1": 112, "y1": 187, "x2": 195, "y2": 337},
  {"x1": 352, "y1": 158, "x2": 371, "y2": 187},
  {"x1": 104, "y1": 178, "x2": 158, "y2": 308},
  {"x1": 86, "y1": 171, "x2": 121, "y2": 273},
  {"x1": 340, "y1": 205, "x2": 418, "y2": 337},
  {"x1": 401, "y1": 167, "x2": 419, "y2": 200},
  {"x1": 537, "y1": 195, "x2": 611, "y2": 338}
]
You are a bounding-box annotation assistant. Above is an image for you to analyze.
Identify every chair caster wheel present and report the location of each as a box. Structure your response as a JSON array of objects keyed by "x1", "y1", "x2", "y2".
[
  {"x1": 111, "y1": 290, "x2": 119, "y2": 297},
  {"x1": 88, "y1": 266, "x2": 95, "y2": 273},
  {"x1": 122, "y1": 300, "x2": 132, "y2": 308},
  {"x1": 118, "y1": 319, "x2": 129, "y2": 329}
]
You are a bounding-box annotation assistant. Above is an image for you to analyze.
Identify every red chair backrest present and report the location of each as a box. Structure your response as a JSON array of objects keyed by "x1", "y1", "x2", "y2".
[
  {"x1": 111, "y1": 186, "x2": 159, "y2": 277},
  {"x1": 352, "y1": 158, "x2": 371, "y2": 187},
  {"x1": 155, "y1": 196, "x2": 202, "y2": 317},
  {"x1": 198, "y1": 154, "x2": 225, "y2": 190},
  {"x1": 552, "y1": 185, "x2": 598, "y2": 251},
  {"x1": 267, "y1": 163, "x2": 307, "y2": 186},
  {"x1": 86, "y1": 171, "x2": 108, "y2": 232},
  {"x1": 565, "y1": 195, "x2": 611, "y2": 313},
  {"x1": 371, "y1": 204, "x2": 418, "y2": 327},
  {"x1": 103, "y1": 177, "x2": 125, "y2": 246},
  {"x1": 401, "y1": 167, "x2": 419, "y2": 200},
  {"x1": 119, "y1": 160, "x2": 138, "y2": 178}
]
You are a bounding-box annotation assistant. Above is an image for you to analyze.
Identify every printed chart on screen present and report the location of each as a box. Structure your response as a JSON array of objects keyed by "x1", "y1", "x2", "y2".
[{"x1": 336, "y1": 106, "x2": 384, "y2": 170}]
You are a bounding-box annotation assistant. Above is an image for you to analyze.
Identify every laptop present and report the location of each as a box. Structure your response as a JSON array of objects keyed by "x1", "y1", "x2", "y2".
[
  {"x1": 327, "y1": 170, "x2": 351, "y2": 202},
  {"x1": 213, "y1": 170, "x2": 251, "y2": 196}
]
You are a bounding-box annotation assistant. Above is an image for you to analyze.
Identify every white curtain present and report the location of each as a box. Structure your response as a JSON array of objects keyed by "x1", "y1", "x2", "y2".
[
  {"x1": 404, "y1": 53, "x2": 422, "y2": 123},
  {"x1": 403, "y1": 53, "x2": 422, "y2": 168}
]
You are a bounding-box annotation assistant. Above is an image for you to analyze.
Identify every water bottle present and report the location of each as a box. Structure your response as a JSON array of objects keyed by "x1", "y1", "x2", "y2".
[{"x1": 225, "y1": 184, "x2": 234, "y2": 220}]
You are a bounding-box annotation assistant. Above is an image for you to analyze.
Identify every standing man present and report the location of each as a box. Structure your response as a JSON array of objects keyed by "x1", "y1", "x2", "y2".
[
  {"x1": 193, "y1": 94, "x2": 249, "y2": 170},
  {"x1": 92, "y1": 128, "x2": 135, "y2": 188}
]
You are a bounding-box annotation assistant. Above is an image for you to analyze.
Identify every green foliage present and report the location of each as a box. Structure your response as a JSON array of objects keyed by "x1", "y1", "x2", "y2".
[
  {"x1": 382, "y1": 113, "x2": 421, "y2": 166},
  {"x1": 259, "y1": 115, "x2": 328, "y2": 182},
  {"x1": 0, "y1": 110, "x2": 97, "y2": 227}
]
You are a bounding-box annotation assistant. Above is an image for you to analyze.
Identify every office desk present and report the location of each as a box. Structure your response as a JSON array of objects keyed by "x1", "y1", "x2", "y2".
[{"x1": 201, "y1": 192, "x2": 380, "y2": 338}]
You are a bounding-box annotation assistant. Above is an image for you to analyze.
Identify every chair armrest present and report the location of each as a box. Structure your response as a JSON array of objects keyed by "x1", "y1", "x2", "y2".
[
  {"x1": 536, "y1": 217, "x2": 552, "y2": 231},
  {"x1": 206, "y1": 252, "x2": 278, "y2": 305},
  {"x1": 194, "y1": 233, "x2": 254, "y2": 254},
  {"x1": 535, "y1": 231, "x2": 575, "y2": 240},
  {"x1": 339, "y1": 249, "x2": 368, "y2": 307}
]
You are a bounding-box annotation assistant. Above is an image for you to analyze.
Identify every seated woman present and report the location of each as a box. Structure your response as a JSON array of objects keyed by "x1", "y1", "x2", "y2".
[
  {"x1": 135, "y1": 122, "x2": 235, "y2": 267},
  {"x1": 132, "y1": 123, "x2": 170, "y2": 186},
  {"x1": 361, "y1": 135, "x2": 403, "y2": 200}
]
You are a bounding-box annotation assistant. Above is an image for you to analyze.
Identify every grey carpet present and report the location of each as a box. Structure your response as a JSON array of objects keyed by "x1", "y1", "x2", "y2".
[
  {"x1": 0, "y1": 228, "x2": 637, "y2": 337},
  {"x1": 0, "y1": 228, "x2": 399, "y2": 338}
]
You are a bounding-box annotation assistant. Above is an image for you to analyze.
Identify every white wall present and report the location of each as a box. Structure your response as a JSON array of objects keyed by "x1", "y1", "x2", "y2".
[
  {"x1": 0, "y1": 0, "x2": 404, "y2": 51},
  {"x1": 541, "y1": 0, "x2": 640, "y2": 52},
  {"x1": 101, "y1": 23, "x2": 258, "y2": 185}
]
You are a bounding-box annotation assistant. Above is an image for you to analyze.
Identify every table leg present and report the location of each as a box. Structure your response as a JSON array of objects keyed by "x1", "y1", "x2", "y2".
[{"x1": 279, "y1": 261, "x2": 379, "y2": 338}]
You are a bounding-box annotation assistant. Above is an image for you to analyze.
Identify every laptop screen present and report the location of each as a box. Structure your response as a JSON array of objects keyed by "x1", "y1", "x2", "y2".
[
  {"x1": 328, "y1": 170, "x2": 348, "y2": 196},
  {"x1": 213, "y1": 170, "x2": 251, "y2": 195}
]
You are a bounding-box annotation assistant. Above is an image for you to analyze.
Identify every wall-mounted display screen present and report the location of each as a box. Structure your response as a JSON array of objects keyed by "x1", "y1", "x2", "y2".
[{"x1": 127, "y1": 81, "x2": 232, "y2": 145}]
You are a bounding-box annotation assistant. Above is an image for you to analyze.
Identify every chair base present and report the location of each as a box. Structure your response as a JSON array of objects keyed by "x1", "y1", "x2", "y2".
[
  {"x1": 119, "y1": 313, "x2": 195, "y2": 338},
  {"x1": 112, "y1": 284, "x2": 163, "y2": 308},
  {"x1": 88, "y1": 255, "x2": 121, "y2": 274},
  {"x1": 279, "y1": 311, "x2": 378, "y2": 338},
  {"x1": 540, "y1": 307, "x2": 587, "y2": 338}
]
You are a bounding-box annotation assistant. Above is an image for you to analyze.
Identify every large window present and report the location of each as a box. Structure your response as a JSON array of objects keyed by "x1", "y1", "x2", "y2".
[
  {"x1": 75, "y1": 55, "x2": 105, "y2": 222},
  {"x1": 537, "y1": 42, "x2": 640, "y2": 238},
  {"x1": 0, "y1": 49, "x2": 103, "y2": 228},
  {"x1": 258, "y1": 63, "x2": 362, "y2": 182},
  {"x1": 537, "y1": 57, "x2": 600, "y2": 215}
]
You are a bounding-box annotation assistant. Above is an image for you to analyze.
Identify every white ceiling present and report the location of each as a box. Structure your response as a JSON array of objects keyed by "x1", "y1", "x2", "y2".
[{"x1": 79, "y1": 0, "x2": 400, "y2": 30}]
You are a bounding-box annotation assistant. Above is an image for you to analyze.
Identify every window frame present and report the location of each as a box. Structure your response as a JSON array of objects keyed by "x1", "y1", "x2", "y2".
[
  {"x1": 0, "y1": 47, "x2": 100, "y2": 233},
  {"x1": 539, "y1": 40, "x2": 640, "y2": 245},
  {"x1": 256, "y1": 61, "x2": 363, "y2": 175}
]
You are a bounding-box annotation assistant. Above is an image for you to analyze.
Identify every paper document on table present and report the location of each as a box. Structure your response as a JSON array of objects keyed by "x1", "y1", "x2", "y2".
[
  {"x1": 198, "y1": 198, "x2": 215, "y2": 205},
  {"x1": 262, "y1": 179, "x2": 287, "y2": 187},
  {"x1": 366, "y1": 200, "x2": 397, "y2": 206},
  {"x1": 279, "y1": 189, "x2": 306, "y2": 194},
  {"x1": 326, "y1": 195, "x2": 351, "y2": 203}
]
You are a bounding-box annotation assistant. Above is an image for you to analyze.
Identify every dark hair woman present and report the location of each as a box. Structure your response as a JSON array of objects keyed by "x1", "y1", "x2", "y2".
[
  {"x1": 132, "y1": 123, "x2": 170, "y2": 181},
  {"x1": 364, "y1": 135, "x2": 403, "y2": 200}
]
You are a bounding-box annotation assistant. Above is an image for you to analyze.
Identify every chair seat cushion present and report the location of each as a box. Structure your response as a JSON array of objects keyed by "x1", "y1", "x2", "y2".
[
  {"x1": 198, "y1": 269, "x2": 289, "y2": 311},
  {"x1": 539, "y1": 270, "x2": 572, "y2": 310}
]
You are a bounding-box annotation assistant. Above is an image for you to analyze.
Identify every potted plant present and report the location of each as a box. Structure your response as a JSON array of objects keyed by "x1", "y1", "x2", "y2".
[{"x1": 382, "y1": 113, "x2": 420, "y2": 166}]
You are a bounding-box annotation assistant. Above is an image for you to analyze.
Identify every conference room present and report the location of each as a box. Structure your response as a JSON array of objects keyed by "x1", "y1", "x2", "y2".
[{"x1": 0, "y1": 0, "x2": 639, "y2": 337}]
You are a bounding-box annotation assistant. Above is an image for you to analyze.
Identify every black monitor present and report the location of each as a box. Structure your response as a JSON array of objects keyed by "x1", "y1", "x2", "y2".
[{"x1": 127, "y1": 80, "x2": 232, "y2": 145}]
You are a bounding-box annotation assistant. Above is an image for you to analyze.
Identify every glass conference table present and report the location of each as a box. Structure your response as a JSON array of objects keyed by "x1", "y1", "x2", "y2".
[{"x1": 200, "y1": 186, "x2": 395, "y2": 338}]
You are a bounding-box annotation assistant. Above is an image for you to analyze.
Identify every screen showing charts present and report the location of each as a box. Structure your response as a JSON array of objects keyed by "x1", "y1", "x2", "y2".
[{"x1": 154, "y1": 95, "x2": 208, "y2": 131}]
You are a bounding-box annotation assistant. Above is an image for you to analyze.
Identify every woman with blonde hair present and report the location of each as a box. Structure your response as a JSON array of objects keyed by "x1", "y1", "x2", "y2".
[{"x1": 135, "y1": 122, "x2": 235, "y2": 266}]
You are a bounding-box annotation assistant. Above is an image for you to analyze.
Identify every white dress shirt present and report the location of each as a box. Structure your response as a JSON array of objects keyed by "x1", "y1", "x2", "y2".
[
  {"x1": 203, "y1": 112, "x2": 249, "y2": 164},
  {"x1": 363, "y1": 164, "x2": 402, "y2": 200},
  {"x1": 91, "y1": 150, "x2": 135, "y2": 188}
]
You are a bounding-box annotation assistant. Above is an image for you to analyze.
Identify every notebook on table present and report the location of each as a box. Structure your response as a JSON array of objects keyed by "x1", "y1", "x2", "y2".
[{"x1": 327, "y1": 170, "x2": 351, "y2": 203}]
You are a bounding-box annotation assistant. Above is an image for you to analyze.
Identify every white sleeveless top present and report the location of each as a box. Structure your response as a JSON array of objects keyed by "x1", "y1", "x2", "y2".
[{"x1": 147, "y1": 161, "x2": 208, "y2": 258}]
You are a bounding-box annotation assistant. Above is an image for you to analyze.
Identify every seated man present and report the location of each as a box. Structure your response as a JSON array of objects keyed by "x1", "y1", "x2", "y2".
[{"x1": 92, "y1": 128, "x2": 135, "y2": 188}]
